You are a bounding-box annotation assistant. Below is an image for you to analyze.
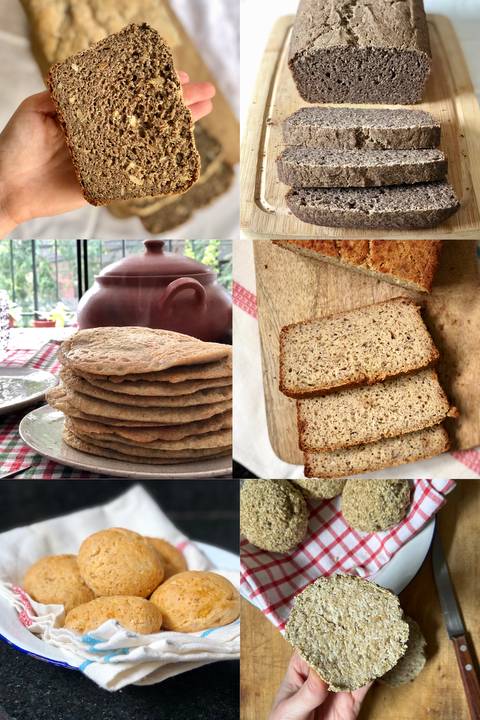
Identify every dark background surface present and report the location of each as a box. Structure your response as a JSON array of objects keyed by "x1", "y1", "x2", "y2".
[{"x1": 0, "y1": 478, "x2": 239, "y2": 720}]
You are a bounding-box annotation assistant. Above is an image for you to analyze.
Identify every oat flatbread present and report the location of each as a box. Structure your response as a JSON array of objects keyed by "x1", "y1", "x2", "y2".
[
  {"x1": 64, "y1": 416, "x2": 232, "y2": 450},
  {"x1": 46, "y1": 386, "x2": 169, "y2": 426},
  {"x1": 73, "y1": 370, "x2": 230, "y2": 396},
  {"x1": 67, "y1": 411, "x2": 232, "y2": 441},
  {"x1": 57, "y1": 327, "x2": 231, "y2": 375},
  {"x1": 71, "y1": 426, "x2": 232, "y2": 458},
  {"x1": 81, "y1": 355, "x2": 232, "y2": 384},
  {"x1": 62, "y1": 427, "x2": 231, "y2": 464},
  {"x1": 59, "y1": 385, "x2": 232, "y2": 423},
  {"x1": 60, "y1": 368, "x2": 232, "y2": 407}
]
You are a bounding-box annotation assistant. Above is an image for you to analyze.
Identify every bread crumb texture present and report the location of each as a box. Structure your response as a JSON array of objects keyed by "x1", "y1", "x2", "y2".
[
  {"x1": 378, "y1": 616, "x2": 427, "y2": 687},
  {"x1": 149, "y1": 571, "x2": 240, "y2": 632},
  {"x1": 240, "y1": 479, "x2": 309, "y2": 553},
  {"x1": 65, "y1": 596, "x2": 162, "y2": 635},
  {"x1": 341, "y1": 480, "x2": 411, "y2": 532},
  {"x1": 285, "y1": 574, "x2": 409, "y2": 691},
  {"x1": 291, "y1": 479, "x2": 346, "y2": 499},
  {"x1": 47, "y1": 23, "x2": 200, "y2": 205}
]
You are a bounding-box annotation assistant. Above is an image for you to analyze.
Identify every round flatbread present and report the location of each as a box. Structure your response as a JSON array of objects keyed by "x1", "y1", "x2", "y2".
[{"x1": 81, "y1": 354, "x2": 232, "y2": 384}]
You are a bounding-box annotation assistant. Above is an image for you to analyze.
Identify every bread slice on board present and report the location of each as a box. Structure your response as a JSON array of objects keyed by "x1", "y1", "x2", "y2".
[
  {"x1": 277, "y1": 147, "x2": 447, "y2": 188},
  {"x1": 288, "y1": 0, "x2": 431, "y2": 104},
  {"x1": 282, "y1": 108, "x2": 441, "y2": 149},
  {"x1": 271, "y1": 239, "x2": 444, "y2": 293},
  {"x1": 47, "y1": 23, "x2": 200, "y2": 206},
  {"x1": 279, "y1": 297, "x2": 439, "y2": 399},
  {"x1": 303, "y1": 425, "x2": 450, "y2": 478},
  {"x1": 285, "y1": 180, "x2": 460, "y2": 230},
  {"x1": 297, "y1": 369, "x2": 457, "y2": 452}
]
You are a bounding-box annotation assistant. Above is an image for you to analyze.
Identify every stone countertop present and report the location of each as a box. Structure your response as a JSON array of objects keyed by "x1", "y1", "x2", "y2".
[{"x1": 0, "y1": 478, "x2": 240, "y2": 720}]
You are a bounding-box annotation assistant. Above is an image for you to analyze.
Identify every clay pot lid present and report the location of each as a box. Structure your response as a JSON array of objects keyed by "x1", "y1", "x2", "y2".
[{"x1": 97, "y1": 240, "x2": 213, "y2": 277}]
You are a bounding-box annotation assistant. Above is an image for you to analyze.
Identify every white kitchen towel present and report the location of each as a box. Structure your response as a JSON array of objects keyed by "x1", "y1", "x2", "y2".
[{"x1": 0, "y1": 485, "x2": 240, "y2": 691}]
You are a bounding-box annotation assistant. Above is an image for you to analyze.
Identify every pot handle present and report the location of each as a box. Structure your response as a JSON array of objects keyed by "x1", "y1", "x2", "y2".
[{"x1": 163, "y1": 278, "x2": 207, "y2": 313}]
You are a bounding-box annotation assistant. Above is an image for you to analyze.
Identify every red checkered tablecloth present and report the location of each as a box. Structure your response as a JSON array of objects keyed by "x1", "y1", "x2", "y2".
[
  {"x1": 0, "y1": 331, "x2": 108, "y2": 478},
  {"x1": 241, "y1": 479, "x2": 455, "y2": 632}
]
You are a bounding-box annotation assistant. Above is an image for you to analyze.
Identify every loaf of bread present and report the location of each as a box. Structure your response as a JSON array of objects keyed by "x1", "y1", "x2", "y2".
[
  {"x1": 283, "y1": 108, "x2": 441, "y2": 150},
  {"x1": 288, "y1": 0, "x2": 431, "y2": 104},
  {"x1": 286, "y1": 181, "x2": 460, "y2": 230},
  {"x1": 279, "y1": 297, "x2": 438, "y2": 399},
  {"x1": 303, "y1": 425, "x2": 450, "y2": 478},
  {"x1": 47, "y1": 23, "x2": 200, "y2": 206},
  {"x1": 277, "y1": 147, "x2": 447, "y2": 188},
  {"x1": 297, "y1": 369, "x2": 457, "y2": 452},
  {"x1": 271, "y1": 239, "x2": 444, "y2": 293}
]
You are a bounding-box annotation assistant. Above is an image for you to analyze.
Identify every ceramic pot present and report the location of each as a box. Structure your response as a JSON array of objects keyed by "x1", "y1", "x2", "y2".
[{"x1": 77, "y1": 240, "x2": 232, "y2": 343}]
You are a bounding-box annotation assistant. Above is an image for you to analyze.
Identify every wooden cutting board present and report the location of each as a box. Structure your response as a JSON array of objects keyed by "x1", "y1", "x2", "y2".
[
  {"x1": 241, "y1": 15, "x2": 480, "y2": 239},
  {"x1": 254, "y1": 239, "x2": 480, "y2": 465},
  {"x1": 241, "y1": 480, "x2": 480, "y2": 720}
]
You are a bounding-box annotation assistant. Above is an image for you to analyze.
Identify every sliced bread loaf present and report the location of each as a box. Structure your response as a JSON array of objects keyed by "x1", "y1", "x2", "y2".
[
  {"x1": 282, "y1": 108, "x2": 441, "y2": 149},
  {"x1": 277, "y1": 147, "x2": 447, "y2": 188},
  {"x1": 271, "y1": 240, "x2": 444, "y2": 293},
  {"x1": 286, "y1": 181, "x2": 460, "y2": 230},
  {"x1": 47, "y1": 23, "x2": 200, "y2": 206},
  {"x1": 303, "y1": 425, "x2": 450, "y2": 478},
  {"x1": 297, "y1": 369, "x2": 457, "y2": 452},
  {"x1": 288, "y1": 0, "x2": 431, "y2": 105},
  {"x1": 279, "y1": 297, "x2": 438, "y2": 399}
]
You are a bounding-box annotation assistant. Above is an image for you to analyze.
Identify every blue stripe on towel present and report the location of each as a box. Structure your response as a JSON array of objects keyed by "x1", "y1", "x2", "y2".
[
  {"x1": 104, "y1": 648, "x2": 130, "y2": 662},
  {"x1": 79, "y1": 660, "x2": 94, "y2": 672},
  {"x1": 82, "y1": 635, "x2": 104, "y2": 645},
  {"x1": 200, "y1": 620, "x2": 240, "y2": 638}
]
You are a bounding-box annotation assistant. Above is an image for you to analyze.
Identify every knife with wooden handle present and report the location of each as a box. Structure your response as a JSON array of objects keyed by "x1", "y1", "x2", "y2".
[{"x1": 432, "y1": 529, "x2": 480, "y2": 720}]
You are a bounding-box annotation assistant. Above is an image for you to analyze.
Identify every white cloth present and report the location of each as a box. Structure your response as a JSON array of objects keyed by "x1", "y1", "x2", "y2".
[
  {"x1": 0, "y1": 0, "x2": 239, "y2": 239},
  {"x1": 0, "y1": 485, "x2": 240, "y2": 691},
  {"x1": 233, "y1": 239, "x2": 480, "y2": 479}
]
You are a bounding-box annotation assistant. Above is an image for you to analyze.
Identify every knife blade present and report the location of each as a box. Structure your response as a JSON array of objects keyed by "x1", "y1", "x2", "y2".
[{"x1": 432, "y1": 529, "x2": 480, "y2": 720}]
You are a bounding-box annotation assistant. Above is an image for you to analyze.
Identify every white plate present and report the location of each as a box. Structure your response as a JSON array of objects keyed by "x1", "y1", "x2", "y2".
[
  {"x1": 0, "y1": 368, "x2": 58, "y2": 416},
  {"x1": 0, "y1": 541, "x2": 239, "y2": 670},
  {"x1": 241, "y1": 516, "x2": 436, "y2": 602},
  {"x1": 19, "y1": 405, "x2": 232, "y2": 478}
]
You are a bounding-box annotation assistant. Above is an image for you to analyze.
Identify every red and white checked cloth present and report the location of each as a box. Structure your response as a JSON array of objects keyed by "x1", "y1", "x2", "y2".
[{"x1": 241, "y1": 479, "x2": 455, "y2": 632}]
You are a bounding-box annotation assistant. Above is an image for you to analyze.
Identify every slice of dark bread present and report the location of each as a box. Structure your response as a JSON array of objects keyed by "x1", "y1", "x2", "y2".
[
  {"x1": 288, "y1": 0, "x2": 431, "y2": 104},
  {"x1": 286, "y1": 181, "x2": 460, "y2": 230},
  {"x1": 277, "y1": 147, "x2": 447, "y2": 188},
  {"x1": 47, "y1": 23, "x2": 200, "y2": 206},
  {"x1": 283, "y1": 108, "x2": 441, "y2": 149}
]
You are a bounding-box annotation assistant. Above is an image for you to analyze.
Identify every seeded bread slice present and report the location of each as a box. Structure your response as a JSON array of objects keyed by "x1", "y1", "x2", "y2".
[
  {"x1": 285, "y1": 574, "x2": 409, "y2": 692},
  {"x1": 378, "y1": 616, "x2": 427, "y2": 687},
  {"x1": 47, "y1": 23, "x2": 200, "y2": 206},
  {"x1": 303, "y1": 425, "x2": 450, "y2": 478},
  {"x1": 297, "y1": 369, "x2": 457, "y2": 453},
  {"x1": 286, "y1": 181, "x2": 460, "y2": 230},
  {"x1": 283, "y1": 108, "x2": 441, "y2": 149},
  {"x1": 288, "y1": 0, "x2": 431, "y2": 105},
  {"x1": 271, "y1": 240, "x2": 444, "y2": 293},
  {"x1": 277, "y1": 147, "x2": 447, "y2": 188},
  {"x1": 279, "y1": 297, "x2": 438, "y2": 399}
]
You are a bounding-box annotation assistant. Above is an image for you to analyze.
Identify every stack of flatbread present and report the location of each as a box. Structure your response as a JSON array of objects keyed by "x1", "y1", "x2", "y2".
[{"x1": 45, "y1": 327, "x2": 232, "y2": 465}]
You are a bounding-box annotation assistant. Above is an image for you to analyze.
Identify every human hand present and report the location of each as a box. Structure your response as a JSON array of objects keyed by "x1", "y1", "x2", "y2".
[
  {"x1": 0, "y1": 74, "x2": 215, "y2": 236},
  {"x1": 268, "y1": 651, "x2": 372, "y2": 720}
]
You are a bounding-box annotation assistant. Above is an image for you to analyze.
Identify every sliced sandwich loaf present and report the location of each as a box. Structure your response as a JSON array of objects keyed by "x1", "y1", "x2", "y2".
[
  {"x1": 271, "y1": 240, "x2": 444, "y2": 293},
  {"x1": 297, "y1": 369, "x2": 457, "y2": 453},
  {"x1": 279, "y1": 297, "x2": 439, "y2": 399},
  {"x1": 283, "y1": 108, "x2": 441, "y2": 150}
]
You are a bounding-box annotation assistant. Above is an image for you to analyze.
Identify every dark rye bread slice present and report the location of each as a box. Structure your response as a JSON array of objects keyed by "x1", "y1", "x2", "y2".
[
  {"x1": 277, "y1": 147, "x2": 447, "y2": 188},
  {"x1": 286, "y1": 181, "x2": 460, "y2": 230},
  {"x1": 288, "y1": 0, "x2": 431, "y2": 105},
  {"x1": 279, "y1": 297, "x2": 439, "y2": 399},
  {"x1": 47, "y1": 23, "x2": 200, "y2": 206},
  {"x1": 297, "y1": 369, "x2": 458, "y2": 453},
  {"x1": 303, "y1": 425, "x2": 450, "y2": 479},
  {"x1": 283, "y1": 108, "x2": 441, "y2": 149},
  {"x1": 271, "y1": 240, "x2": 444, "y2": 293}
]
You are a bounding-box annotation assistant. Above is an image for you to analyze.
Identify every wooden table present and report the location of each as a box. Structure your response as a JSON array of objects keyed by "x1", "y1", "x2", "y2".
[{"x1": 241, "y1": 480, "x2": 480, "y2": 720}]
